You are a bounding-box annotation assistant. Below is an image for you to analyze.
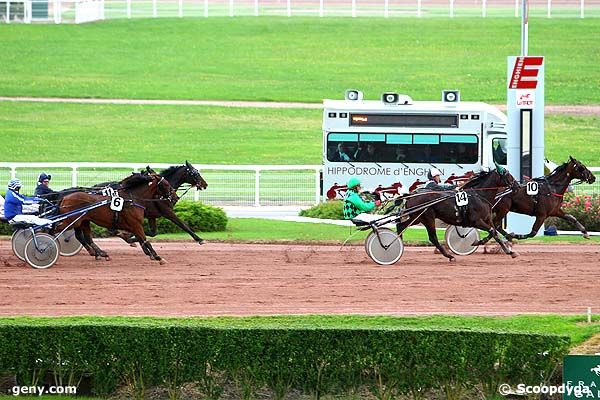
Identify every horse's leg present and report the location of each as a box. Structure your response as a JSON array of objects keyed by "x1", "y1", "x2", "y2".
[
  {"x1": 82, "y1": 221, "x2": 110, "y2": 261},
  {"x1": 158, "y1": 206, "x2": 204, "y2": 245},
  {"x1": 128, "y1": 221, "x2": 166, "y2": 265},
  {"x1": 510, "y1": 215, "x2": 546, "y2": 240},
  {"x1": 75, "y1": 227, "x2": 96, "y2": 257},
  {"x1": 555, "y1": 209, "x2": 590, "y2": 239},
  {"x1": 422, "y1": 215, "x2": 455, "y2": 261},
  {"x1": 475, "y1": 218, "x2": 519, "y2": 258},
  {"x1": 146, "y1": 218, "x2": 158, "y2": 237}
]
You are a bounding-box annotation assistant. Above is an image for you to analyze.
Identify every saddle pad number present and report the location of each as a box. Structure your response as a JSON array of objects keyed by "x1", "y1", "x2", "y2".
[
  {"x1": 455, "y1": 191, "x2": 469, "y2": 207},
  {"x1": 526, "y1": 181, "x2": 539, "y2": 196},
  {"x1": 102, "y1": 187, "x2": 117, "y2": 197},
  {"x1": 110, "y1": 196, "x2": 124, "y2": 212}
]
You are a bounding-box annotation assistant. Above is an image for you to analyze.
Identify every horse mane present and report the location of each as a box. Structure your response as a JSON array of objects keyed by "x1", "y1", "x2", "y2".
[
  {"x1": 461, "y1": 169, "x2": 494, "y2": 189},
  {"x1": 159, "y1": 165, "x2": 183, "y2": 180},
  {"x1": 547, "y1": 161, "x2": 569, "y2": 177},
  {"x1": 120, "y1": 173, "x2": 153, "y2": 190}
]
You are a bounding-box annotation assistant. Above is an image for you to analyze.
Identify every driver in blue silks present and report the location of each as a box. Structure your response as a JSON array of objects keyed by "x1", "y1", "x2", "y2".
[{"x1": 4, "y1": 179, "x2": 51, "y2": 226}]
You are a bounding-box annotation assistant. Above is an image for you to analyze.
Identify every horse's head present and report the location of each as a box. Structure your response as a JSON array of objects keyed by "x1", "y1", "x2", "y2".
[
  {"x1": 185, "y1": 161, "x2": 208, "y2": 190},
  {"x1": 567, "y1": 156, "x2": 596, "y2": 184},
  {"x1": 148, "y1": 173, "x2": 179, "y2": 204}
]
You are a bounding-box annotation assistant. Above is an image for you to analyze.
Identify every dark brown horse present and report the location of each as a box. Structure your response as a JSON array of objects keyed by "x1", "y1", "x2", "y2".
[
  {"x1": 395, "y1": 168, "x2": 519, "y2": 261},
  {"x1": 476, "y1": 156, "x2": 596, "y2": 244},
  {"x1": 55, "y1": 173, "x2": 176, "y2": 265}
]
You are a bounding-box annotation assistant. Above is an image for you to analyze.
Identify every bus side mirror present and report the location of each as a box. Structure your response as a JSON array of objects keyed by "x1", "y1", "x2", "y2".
[{"x1": 345, "y1": 89, "x2": 363, "y2": 101}]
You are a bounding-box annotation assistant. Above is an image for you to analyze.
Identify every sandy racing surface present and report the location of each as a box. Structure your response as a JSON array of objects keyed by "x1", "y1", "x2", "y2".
[{"x1": 0, "y1": 239, "x2": 599, "y2": 316}]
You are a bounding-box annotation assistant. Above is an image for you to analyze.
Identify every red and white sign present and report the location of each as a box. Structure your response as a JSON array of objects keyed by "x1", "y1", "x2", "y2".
[
  {"x1": 508, "y1": 56, "x2": 544, "y2": 89},
  {"x1": 516, "y1": 89, "x2": 535, "y2": 108}
]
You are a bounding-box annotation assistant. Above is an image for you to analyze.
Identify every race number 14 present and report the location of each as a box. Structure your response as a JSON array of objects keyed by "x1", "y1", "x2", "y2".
[
  {"x1": 455, "y1": 191, "x2": 469, "y2": 207},
  {"x1": 526, "y1": 181, "x2": 539, "y2": 195}
]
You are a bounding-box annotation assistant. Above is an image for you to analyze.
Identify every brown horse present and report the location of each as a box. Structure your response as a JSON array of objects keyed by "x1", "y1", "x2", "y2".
[
  {"x1": 55, "y1": 173, "x2": 176, "y2": 265},
  {"x1": 395, "y1": 168, "x2": 519, "y2": 261},
  {"x1": 476, "y1": 156, "x2": 596, "y2": 244}
]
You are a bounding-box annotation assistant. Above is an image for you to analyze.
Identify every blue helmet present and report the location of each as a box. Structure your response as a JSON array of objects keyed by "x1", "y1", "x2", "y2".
[
  {"x1": 8, "y1": 179, "x2": 22, "y2": 190},
  {"x1": 38, "y1": 172, "x2": 51, "y2": 182}
]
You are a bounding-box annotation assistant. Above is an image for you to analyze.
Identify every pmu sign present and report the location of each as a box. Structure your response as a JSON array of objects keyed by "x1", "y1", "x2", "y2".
[{"x1": 506, "y1": 56, "x2": 544, "y2": 235}]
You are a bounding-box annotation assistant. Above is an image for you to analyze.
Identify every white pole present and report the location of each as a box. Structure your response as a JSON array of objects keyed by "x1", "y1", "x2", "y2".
[
  {"x1": 314, "y1": 169, "x2": 321, "y2": 204},
  {"x1": 286, "y1": 0, "x2": 290, "y2": 16},
  {"x1": 6, "y1": 0, "x2": 10, "y2": 23},
  {"x1": 71, "y1": 167, "x2": 78, "y2": 187},
  {"x1": 152, "y1": 0, "x2": 156, "y2": 17},
  {"x1": 25, "y1": 0, "x2": 31, "y2": 23},
  {"x1": 56, "y1": 0, "x2": 61, "y2": 23},
  {"x1": 254, "y1": 169, "x2": 260, "y2": 207},
  {"x1": 319, "y1": 0, "x2": 322, "y2": 16},
  {"x1": 547, "y1": 0, "x2": 551, "y2": 18},
  {"x1": 449, "y1": 0, "x2": 454, "y2": 17},
  {"x1": 521, "y1": 0, "x2": 528, "y2": 56},
  {"x1": 482, "y1": 0, "x2": 486, "y2": 17},
  {"x1": 588, "y1": 307, "x2": 592, "y2": 324},
  {"x1": 384, "y1": 0, "x2": 388, "y2": 17},
  {"x1": 514, "y1": 0, "x2": 518, "y2": 17},
  {"x1": 127, "y1": 0, "x2": 131, "y2": 18},
  {"x1": 178, "y1": 0, "x2": 182, "y2": 17},
  {"x1": 229, "y1": 0, "x2": 233, "y2": 16},
  {"x1": 580, "y1": 0, "x2": 584, "y2": 18},
  {"x1": 254, "y1": 0, "x2": 258, "y2": 16},
  {"x1": 351, "y1": 0, "x2": 355, "y2": 17},
  {"x1": 204, "y1": 0, "x2": 207, "y2": 16},
  {"x1": 417, "y1": 0, "x2": 421, "y2": 17}
]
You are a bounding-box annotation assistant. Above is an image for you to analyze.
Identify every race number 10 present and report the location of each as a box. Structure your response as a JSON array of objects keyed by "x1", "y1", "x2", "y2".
[
  {"x1": 526, "y1": 181, "x2": 539, "y2": 196},
  {"x1": 455, "y1": 191, "x2": 469, "y2": 207}
]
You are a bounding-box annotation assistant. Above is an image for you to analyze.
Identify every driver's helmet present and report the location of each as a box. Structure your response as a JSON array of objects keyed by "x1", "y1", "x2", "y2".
[
  {"x1": 347, "y1": 177, "x2": 361, "y2": 189},
  {"x1": 8, "y1": 179, "x2": 22, "y2": 191},
  {"x1": 38, "y1": 172, "x2": 52, "y2": 183},
  {"x1": 427, "y1": 168, "x2": 442, "y2": 180}
]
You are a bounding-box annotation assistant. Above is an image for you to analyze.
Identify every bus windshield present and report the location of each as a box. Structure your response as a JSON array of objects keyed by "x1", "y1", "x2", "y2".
[{"x1": 326, "y1": 132, "x2": 478, "y2": 164}]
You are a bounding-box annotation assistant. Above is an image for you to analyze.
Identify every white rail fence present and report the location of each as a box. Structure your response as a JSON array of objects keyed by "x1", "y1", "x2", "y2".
[
  {"x1": 0, "y1": 163, "x2": 322, "y2": 206},
  {"x1": 2, "y1": 0, "x2": 599, "y2": 23},
  {"x1": 1, "y1": 163, "x2": 599, "y2": 206}
]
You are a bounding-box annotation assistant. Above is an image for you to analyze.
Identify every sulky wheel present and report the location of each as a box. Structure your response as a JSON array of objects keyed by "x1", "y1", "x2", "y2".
[
  {"x1": 11, "y1": 229, "x2": 33, "y2": 262},
  {"x1": 24, "y1": 233, "x2": 60, "y2": 269},
  {"x1": 56, "y1": 229, "x2": 83, "y2": 257},
  {"x1": 445, "y1": 225, "x2": 480, "y2": 256},
  {"x1": 365, "y1": 228, "x2": 404, "y2": 266}
]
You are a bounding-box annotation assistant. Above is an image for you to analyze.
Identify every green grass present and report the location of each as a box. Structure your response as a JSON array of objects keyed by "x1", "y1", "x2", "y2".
[
  {"x1": 0, "y1": 102, "x2": 599, "y2": 165},
  {"x1": 155, "y1": 218, "x2": 600, "y2": 244},
  {"x1": 1, "y1": 314, "x2": 599, "y2": 345},
  {"x1": 1, "y1": 18, "x2": 599, "y2": 104}
]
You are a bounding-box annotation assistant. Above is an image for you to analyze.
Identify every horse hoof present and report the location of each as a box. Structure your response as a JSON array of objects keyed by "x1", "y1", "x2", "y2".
[
  {"x1": 197, "y1": 239, "x2": 204, "y2": 245},
  {"x1": 159, "y1": 259, "x2": 167, "y2": 265},
  {"x1": 584, "y1": 233, "x2": 590, "y2": 240},
  {"x1": 95, "y1": 255, "x2": 100, "y2": 260},
  {"x1": 129, "y1": 243, "x2": 137, "y2": 247},
  {"x1": 449, "y1": 257, "x2": 456, "y2": 262},
  {"x1": 510, "y1": 251, "x2": 520, "y2": 258}
]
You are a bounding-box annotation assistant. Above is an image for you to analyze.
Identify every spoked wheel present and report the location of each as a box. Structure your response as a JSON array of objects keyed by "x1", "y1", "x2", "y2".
[
  {"x1": 11, "y1": 229, "x2": 33, "y2": 261},
  {"x1": 445, "y1": 225, "x2": 480, "y2": 256},
  {"x1": 56, "y1": 229, "x2": 83, "y2": 257},
  {"x1": 24, "y1": 233, "x2": 60, "y2": 269},
  {"x1": 365, "y1": 228, "x2": 404, "y2": 266}
]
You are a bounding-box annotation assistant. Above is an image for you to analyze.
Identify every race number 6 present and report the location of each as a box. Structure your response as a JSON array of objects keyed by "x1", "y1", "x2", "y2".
[
  {"x1": 110, "y1": 196, "x2": 124, "y2": 212},
  {"x1": 455, "y1": 191, "x2": 469, "y2": 207},
  {"x1": 526, "y1": 181, "x2": 539, "y2": 196}
]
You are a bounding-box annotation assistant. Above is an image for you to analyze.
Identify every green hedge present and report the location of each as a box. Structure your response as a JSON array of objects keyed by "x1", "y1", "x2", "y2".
[
  {"x1": 299, "y1": 200, "x2": 344, "y2": 220},
  {"x1": 547, "y1": 193, "x2": 600, "y2": 232},
  {"x1": 0, "y1": 322, "x2": 569, "y2": 399}
]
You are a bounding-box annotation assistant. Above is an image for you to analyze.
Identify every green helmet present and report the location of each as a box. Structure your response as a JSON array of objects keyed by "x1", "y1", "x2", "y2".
[{"x1": 347, "y1": 177, "x2": 361, "y2": 189}]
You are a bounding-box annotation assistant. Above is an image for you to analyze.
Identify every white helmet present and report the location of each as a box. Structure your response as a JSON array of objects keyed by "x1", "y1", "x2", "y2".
[{"x1": 427, "y1": 168, "x2": 442, "y2": 180}]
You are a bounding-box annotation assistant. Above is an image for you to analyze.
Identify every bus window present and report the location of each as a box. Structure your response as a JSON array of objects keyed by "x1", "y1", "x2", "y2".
[{"x1": 492, "y1": 138, "x2": 507, "y2": 165}]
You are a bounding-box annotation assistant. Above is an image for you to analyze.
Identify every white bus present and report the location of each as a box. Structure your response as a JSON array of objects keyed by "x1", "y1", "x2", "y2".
[{"x1": 323, "y1": 90, "x2": 508, "y2": 199}]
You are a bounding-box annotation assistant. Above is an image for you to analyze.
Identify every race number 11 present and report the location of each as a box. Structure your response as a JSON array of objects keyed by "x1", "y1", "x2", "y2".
[
  {"x1": 526, "y1": 181, "x2": 539, "y2": 195},
  {"x1": 455, "y1": 191, "x2": 469, "y2": 207}
]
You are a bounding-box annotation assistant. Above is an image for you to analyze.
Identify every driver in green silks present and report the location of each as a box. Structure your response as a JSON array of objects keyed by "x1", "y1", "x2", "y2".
[{"x1": 343, "y1": 177, "x2": 381, "y2": 219}]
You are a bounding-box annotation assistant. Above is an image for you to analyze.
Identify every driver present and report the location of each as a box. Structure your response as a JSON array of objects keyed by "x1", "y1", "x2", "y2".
[
  {"x1": 4, "y1": 179, "x2": 52, "y2": 226},
  {"x1": 343, "y1": 177, "x2": 381, "y2": 219},
  {"x1": 424, "y1": 168, "x2": 455, "y2": 190}
]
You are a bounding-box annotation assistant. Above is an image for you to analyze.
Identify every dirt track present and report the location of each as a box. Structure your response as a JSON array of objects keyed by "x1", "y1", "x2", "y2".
[{"x1": 0, "y1": 239, "x2": 599, "y2": 317}]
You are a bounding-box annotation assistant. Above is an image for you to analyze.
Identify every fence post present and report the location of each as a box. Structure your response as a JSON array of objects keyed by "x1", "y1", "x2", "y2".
[
  {"x1": 286, "y1": 0, "x2": 290, "y2": 16},
  {"x1": 580, "y1": 0, "x2": 584, "y2": 18},
  {"x1": 417, "y1": 0, "x2": 421, "y2": 17},
  {"x1": 71, "y1": 167, "x2": 78, "y2": 187},
  {"x1": 153, "y1": 0, "x2": 156, "y2": 17},
  {"x1": 384, "y1": 0, "x2": 388, "y2": 17},
  {"x1": 482, "y1": 0, "x2": 486, "y2": 17},
  {"x1": 449, "y1": 0, "x2": 454, "y2": 17},
  {"x1": 514, "y1": 0, "x2": 518, "y2": 17},
  {"x1": 54, "y1": 0, "x2": 61, "y2": 23},
  {"x1": 6, "y1": 0, "x2": 10, "y2": 23},
  {"x1": 127, "y1": 0, "x2": 131, "y2": 18},
  {"x1": 179, "y1": 0, "x2": 182, "y2": 17},
  {"x1": 254, "y1": 168, "x2": 261, "y2": 207},
  {"x1": 318, "y1": 0, "x2": 322, "y2": 16},
  {"x1": 314, "y1": 168, "x2": 321, "y2": 204},
  {"x1": 204, "y1": 0, "x2": 207, "y2": 17},
  {"x1": 10, "y1": 167, "x2": 16, "y2": 180},
  {"x1": 547, "y1": 0, "x2": 551, "y2": 18},
  {"x1": 229, "y1": 0, "x2": 233, "y2": 16},
  {"x1": 351, "y1": 0, "x2": 355, "y2": 17},
  {"x1": 254, "y1": 0, "x2": 258, "y2": 16}
]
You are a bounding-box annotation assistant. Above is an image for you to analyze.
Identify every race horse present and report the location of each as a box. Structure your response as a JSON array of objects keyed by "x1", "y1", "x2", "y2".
[
  {"x1": 55, "y1": 173, "x2": 176, "y2": 265},
  {"x1": 394, "y1": 168, "x2": 519, "y2": 261},
  {"x1": 475, "y1": 156, "x2": 596, "y2": 245}
]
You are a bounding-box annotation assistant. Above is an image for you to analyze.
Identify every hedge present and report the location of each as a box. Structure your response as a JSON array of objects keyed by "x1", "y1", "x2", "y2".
[
  {"x1": 0, "y1": 322, "x2": 570, "y2": 399},
  {"x1": 547, "y1": 193, "x2": 600, "y2": 232},
  {"x1": 299, "y1": 200, "x2": 344, "y2": 220}
]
